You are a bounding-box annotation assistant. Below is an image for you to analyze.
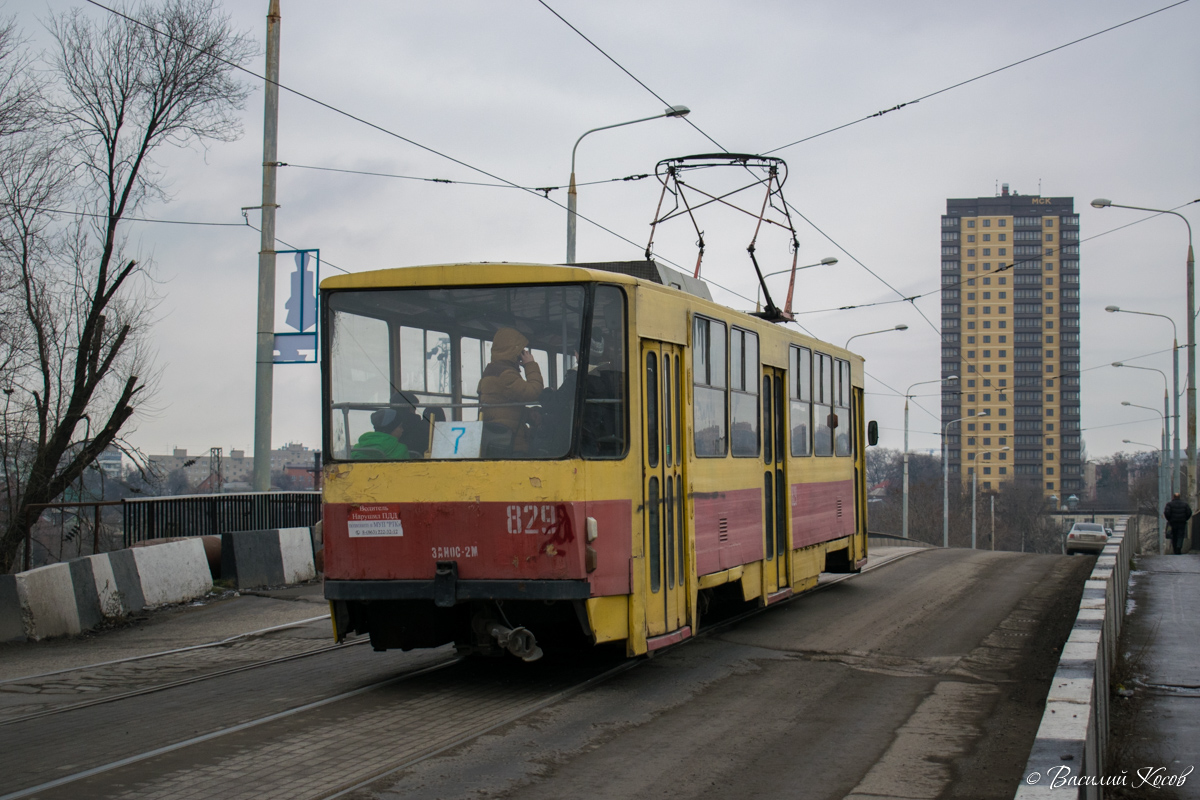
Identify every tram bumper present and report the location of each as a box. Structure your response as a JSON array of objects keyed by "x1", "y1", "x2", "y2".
[{"x1": 325, "y1": 574, "x2": 591, "y2": 653}]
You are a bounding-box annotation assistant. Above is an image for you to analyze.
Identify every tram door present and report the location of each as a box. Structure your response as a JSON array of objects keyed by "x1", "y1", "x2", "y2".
[
  {"x1": 762, "y1": 367, "x2": 790, "y2": 594},
  {"x1": 641, "y1": 341, "x2": 687, "y2": 637}
]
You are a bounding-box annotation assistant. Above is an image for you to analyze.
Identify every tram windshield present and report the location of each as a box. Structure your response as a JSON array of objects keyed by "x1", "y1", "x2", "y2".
[{"x1": 326, "y1": 283, "x2": 626, "y2": 461}]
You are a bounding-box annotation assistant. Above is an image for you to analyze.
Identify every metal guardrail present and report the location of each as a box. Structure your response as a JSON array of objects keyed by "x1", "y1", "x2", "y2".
[
  {"x1": 121, "y1": 492, "x2": 322, "y2": 547},
  {"x1": 867, "y1": 531, "x2": 935, "y2": 548}
]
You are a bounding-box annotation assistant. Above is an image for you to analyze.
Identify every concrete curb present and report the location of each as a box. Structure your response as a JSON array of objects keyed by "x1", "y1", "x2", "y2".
[
  {"x1": 1015, "y1": 517, "x2": 1132, "y2": 799},
  {"x1": 221, "y1": 528, "x2": 316, "y2": 590},
  {"x1": 0, "y1": 538, "x2": 213, "y2": 642}
]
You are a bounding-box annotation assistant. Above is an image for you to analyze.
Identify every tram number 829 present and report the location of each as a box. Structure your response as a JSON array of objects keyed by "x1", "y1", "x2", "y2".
[{"x1": 506, "y1": 504, "x2": 558, "y2": 535}]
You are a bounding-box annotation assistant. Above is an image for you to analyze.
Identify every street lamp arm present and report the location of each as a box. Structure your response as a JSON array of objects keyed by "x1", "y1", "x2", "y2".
[
  {"x1": 1122, "y1": 400, "x2": 1164, "y2": 419},
  {"x1": 761, "y1": 258, "x2": 838, "y2": 280},
  {"x1": 1106, "y1": 305, "x2": 1178, "y2": 342},
  {"x1": 1091, "y1": 199, "x2": 1194, "y2": 244},
  {"x1": 1113, "y1": 362, "x2": 1169, "y2": 393},
  {"x1": 845, "y1": 324, "x2": 908, "y2": 349},
  {"x1": 570, "y1": 106, "x2": 690, "y2": 173}
]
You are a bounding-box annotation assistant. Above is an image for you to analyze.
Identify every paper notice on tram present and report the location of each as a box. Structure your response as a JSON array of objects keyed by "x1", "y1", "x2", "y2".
[{"x1": 347, "y1": 504, "x2": 404, "y2": 537}]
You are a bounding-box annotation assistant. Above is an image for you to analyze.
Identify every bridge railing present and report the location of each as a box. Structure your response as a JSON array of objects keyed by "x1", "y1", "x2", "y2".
[
  {"x1": 122, "y1": 492, "x2": 322, "y2": 547},
  {"x1": 19, "y1": 492, "x2": 323, "y2": 570},
  {"x1": 1015, "y1": 516, "x2": 1132, "y2": 800}
]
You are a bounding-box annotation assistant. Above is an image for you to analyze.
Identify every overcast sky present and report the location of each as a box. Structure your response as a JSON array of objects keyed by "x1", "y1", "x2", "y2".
[{"x1": 9, "y1": 0, "x2": 1200, "y2": 462}]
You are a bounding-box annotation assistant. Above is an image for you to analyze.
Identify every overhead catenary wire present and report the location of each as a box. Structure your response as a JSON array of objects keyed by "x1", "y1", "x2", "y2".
[
  {"x1": 81, "y1": 0, "x2": 686, "y2": 272},
  {"x1": 536, "y1": 0, "x2": 1191, "y2": 456},
  {"x1": 279, "y1": 163, "x2": 653, "y2": 194},
  {"x1": 788, "y1": 200, "x2": 1200, "y2": 319},
  {"x1": 533, "y1": 0, "x2": 728, "y2": 154},
  {"x1": 534, "y1": 0, "x2": 936, "y2": 332},
  {"x1": 535, "y1": 0, "x2": 1193, "y2": 336},
  {"x1": 764, "y1": 0, "x2": 1193, "y2": 154}
]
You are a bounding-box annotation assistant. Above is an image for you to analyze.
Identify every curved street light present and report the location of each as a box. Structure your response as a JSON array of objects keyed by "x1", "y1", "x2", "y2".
[
  {"x1": 566, "y1": 105, "x2": 691, "y2": 264},
  {"x1": 1104, "y1": 307, "x2": 1180, "y2": 494},
  {"x1": 757, "y1": 257, "x2": 838, "y2": 312},
  {"x1": 903, "y1": 375, "x2": 957, "y2": 540},
  {"x1": 971, "y1": 446, "x2": 1009, "y2": 550},
  {"x1": 845, "y1": 324, "x2": 908, "y2": 350},
  {"x1": 1114, "y1": 358, "x2": 1173, "y2": 490},
  {"x1": 944, "y1": 408, "x2": 989, "y2": 548},
  {"x1": 1122, "y1": 397, "x2": 1169, "y2": 554},
  {"x1": 1093, "y1": 198, "x2": 1195, "y2": 531}
]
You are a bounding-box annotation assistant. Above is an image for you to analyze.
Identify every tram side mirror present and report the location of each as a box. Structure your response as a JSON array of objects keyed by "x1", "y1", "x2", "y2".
[
  {"x1": 867, "y1": 420, "x2": 879, "y2": 446},
  {"x1": 828, "y1": 412, "x2": 839, "y2": 429}
]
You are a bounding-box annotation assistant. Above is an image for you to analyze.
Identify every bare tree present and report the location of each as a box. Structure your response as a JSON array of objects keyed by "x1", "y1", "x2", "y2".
[{"x1": 0, "y1": 0, "x2": 252, "y2": 572}]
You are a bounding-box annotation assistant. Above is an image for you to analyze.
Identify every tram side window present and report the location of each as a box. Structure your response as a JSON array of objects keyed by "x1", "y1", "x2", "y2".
[
  {"x1": 835, "y1": 359, "x2": 852, "y2": 457},
  {"x1": 789, "y1": 345, "x2": 811, "y2": 457},
  {"x1": 329, "y1": 313, "x2": 392, "y2": 459},
  {"x1": 580, "y1": 285, "x2": 627, "y2": 459},
  {"x1": 730, "y1": 327, "x2": 759, "y2": 457},
  {"x1": 815, "y1": 352, "x2": 834, "y2": 456},
  {"x1": 693, "y1": 315, "x2": 727, "y2": 457}
]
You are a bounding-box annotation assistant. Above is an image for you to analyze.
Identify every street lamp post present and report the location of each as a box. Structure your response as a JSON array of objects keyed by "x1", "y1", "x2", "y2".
[
  {"x1": 1122, "y1": 399, "x2": 1168, "y2": 555},
  {"x1": 971, "y1": 446, "x2": 1009, "y2": 549},
  {"x1": 566, "y1": 105, "x2": 690, "y2": 264},
  {"x1": 1108, "y1": 306, "x2": 1179, "y2": 494},
  {"x1": 1093, "y1": 198, "x2": 1195, "y2": 548},
  {"x1": 944, "y1": 409, "x2": 989, "y2": 548},
  {"x1": 1115, "y1": 360, "x2": 1171, "y2": 548},
  {"x1": 991, "y1": 494, "x2": 996, "y2": 551},
  {"x1": 845, "y1": 324, "x2": 908, "y2": 350},
  {"x1": 904, "y1": 376, "x2": 957, "y2": 539},
  {"x1": 1123, "y1": 438, "x2": 1163, "y2": 556}
]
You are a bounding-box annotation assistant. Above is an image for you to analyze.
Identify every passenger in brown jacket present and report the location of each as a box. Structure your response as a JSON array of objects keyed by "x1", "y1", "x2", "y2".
[{"x1": 478, "y1": 327, "x2": 543, "y2": 453}]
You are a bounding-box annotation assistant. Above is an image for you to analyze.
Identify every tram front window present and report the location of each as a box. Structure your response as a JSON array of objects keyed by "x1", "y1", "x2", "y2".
[{"x1": 328, "y1": 283, "x2": 623, "y2": 460}]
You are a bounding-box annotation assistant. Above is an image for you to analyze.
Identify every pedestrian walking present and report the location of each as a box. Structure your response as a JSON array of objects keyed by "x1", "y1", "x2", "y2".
[{"x1": 1163, "y1": 492, "x2": 1193, "y2": 555}]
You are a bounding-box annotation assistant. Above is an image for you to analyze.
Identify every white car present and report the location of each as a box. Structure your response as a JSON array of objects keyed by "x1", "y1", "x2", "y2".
[{"x1": 1066, "y1": 522, "x2": 1109, "y2": 555}]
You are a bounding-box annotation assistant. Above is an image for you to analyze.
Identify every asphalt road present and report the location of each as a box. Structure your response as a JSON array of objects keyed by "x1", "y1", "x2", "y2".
[{"x1": 0, "y1": 548, "x2": 1091, "y2": 800}]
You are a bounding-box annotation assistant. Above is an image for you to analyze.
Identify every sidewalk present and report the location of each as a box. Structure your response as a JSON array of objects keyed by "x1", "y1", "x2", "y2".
[
  {"x1": 0, "y1": 582, "x2": 328, "y2": 682},
  {"x1": 1121, "y1": 553, "x2": 1200, "y2": 797}
]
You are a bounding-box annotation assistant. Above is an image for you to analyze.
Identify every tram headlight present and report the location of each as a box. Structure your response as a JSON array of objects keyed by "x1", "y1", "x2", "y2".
[{"x1": 587, "y1": 517, "x2": 599, "y2": 542}]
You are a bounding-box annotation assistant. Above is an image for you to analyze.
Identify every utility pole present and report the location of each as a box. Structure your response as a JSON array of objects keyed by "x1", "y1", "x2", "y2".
[{"x1": 252, "y1": 0, "x2": 281, "y2": 491}]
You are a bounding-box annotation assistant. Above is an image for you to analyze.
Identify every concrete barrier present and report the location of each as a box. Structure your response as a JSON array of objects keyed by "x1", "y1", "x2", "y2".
[
  {"x1": 0, "y1": 574, "x2": 24, "y2": 642},
  {"x1": 221, "y1": 528, "x2": 316, "y2": 590},
  {"x1": 0, "y1": 538, "x2": 213, "y2": 642},
  {"x1": 1015, "y1": 517, "x2": 1132, "y2": 799},
  {"x1": 130, "y1": 538, "x2": 212, "y2": 608},
  {"x1": 4, "y1": 563, "x2": 82, "y2": 640}
]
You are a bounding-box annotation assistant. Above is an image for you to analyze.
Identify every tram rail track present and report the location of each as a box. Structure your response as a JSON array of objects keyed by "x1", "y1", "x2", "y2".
[
  {"x1": 0, "y1": 614, "x2": 333, "y2": 686},
  {"x1": 0, "y1": 636, "x2": 369, "y2": 727},
  {"x1": 0, "y1": 657, "x2": 465, "y2": 800},
  {"x1": 0, "y1": 550, "x2": 921, "y2": 800}
]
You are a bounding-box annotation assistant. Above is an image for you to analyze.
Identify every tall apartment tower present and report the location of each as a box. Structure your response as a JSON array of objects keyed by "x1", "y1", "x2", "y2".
[{"x1": 940, "y1": 185, "x2": 1082, "y2": 499}]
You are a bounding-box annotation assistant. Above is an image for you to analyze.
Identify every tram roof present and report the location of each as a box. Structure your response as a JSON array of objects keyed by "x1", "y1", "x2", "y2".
[
  {"x1": 320, "y1": 261, "x2": 863, "y2": 362},
  {"x1": 320, "y1": 262, "x2": 635, "y2": 291}
]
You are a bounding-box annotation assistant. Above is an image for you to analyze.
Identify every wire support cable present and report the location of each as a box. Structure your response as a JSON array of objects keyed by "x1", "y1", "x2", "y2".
[
  {"x1": 764, "y1": 0, "x2": 1193, "y2": 154},
  {"x1": 279, "y1": 163, "x2": 653, "y2": 195},
  {"x1": 534, "y1": 0, "x2": 728, "y2": 153},
  {"x1": 81, "y1": 0, "x2": 674, "y2": 270},
  {"x1": 789, "y1": 199, "x2": 1200, "y2": 320}
]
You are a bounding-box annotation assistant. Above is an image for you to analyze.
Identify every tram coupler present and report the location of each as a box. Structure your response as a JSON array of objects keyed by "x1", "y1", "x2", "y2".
[
  {"x1": 484, "y1": 621, "x2": 544, "y2": 662},
  {"x1": 433, "y1": 560, "x2": 458, "y2": 607}
]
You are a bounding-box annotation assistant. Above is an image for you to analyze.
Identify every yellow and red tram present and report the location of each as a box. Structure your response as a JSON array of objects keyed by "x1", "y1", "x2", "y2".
[{"x1": 321, "y1": 260, "x2": 871, "y2": 659}]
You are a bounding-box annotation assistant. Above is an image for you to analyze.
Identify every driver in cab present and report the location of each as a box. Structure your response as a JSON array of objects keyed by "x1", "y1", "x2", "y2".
[{"x1": 478, "y1": 327, "x2": 543, "y2": 453}]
